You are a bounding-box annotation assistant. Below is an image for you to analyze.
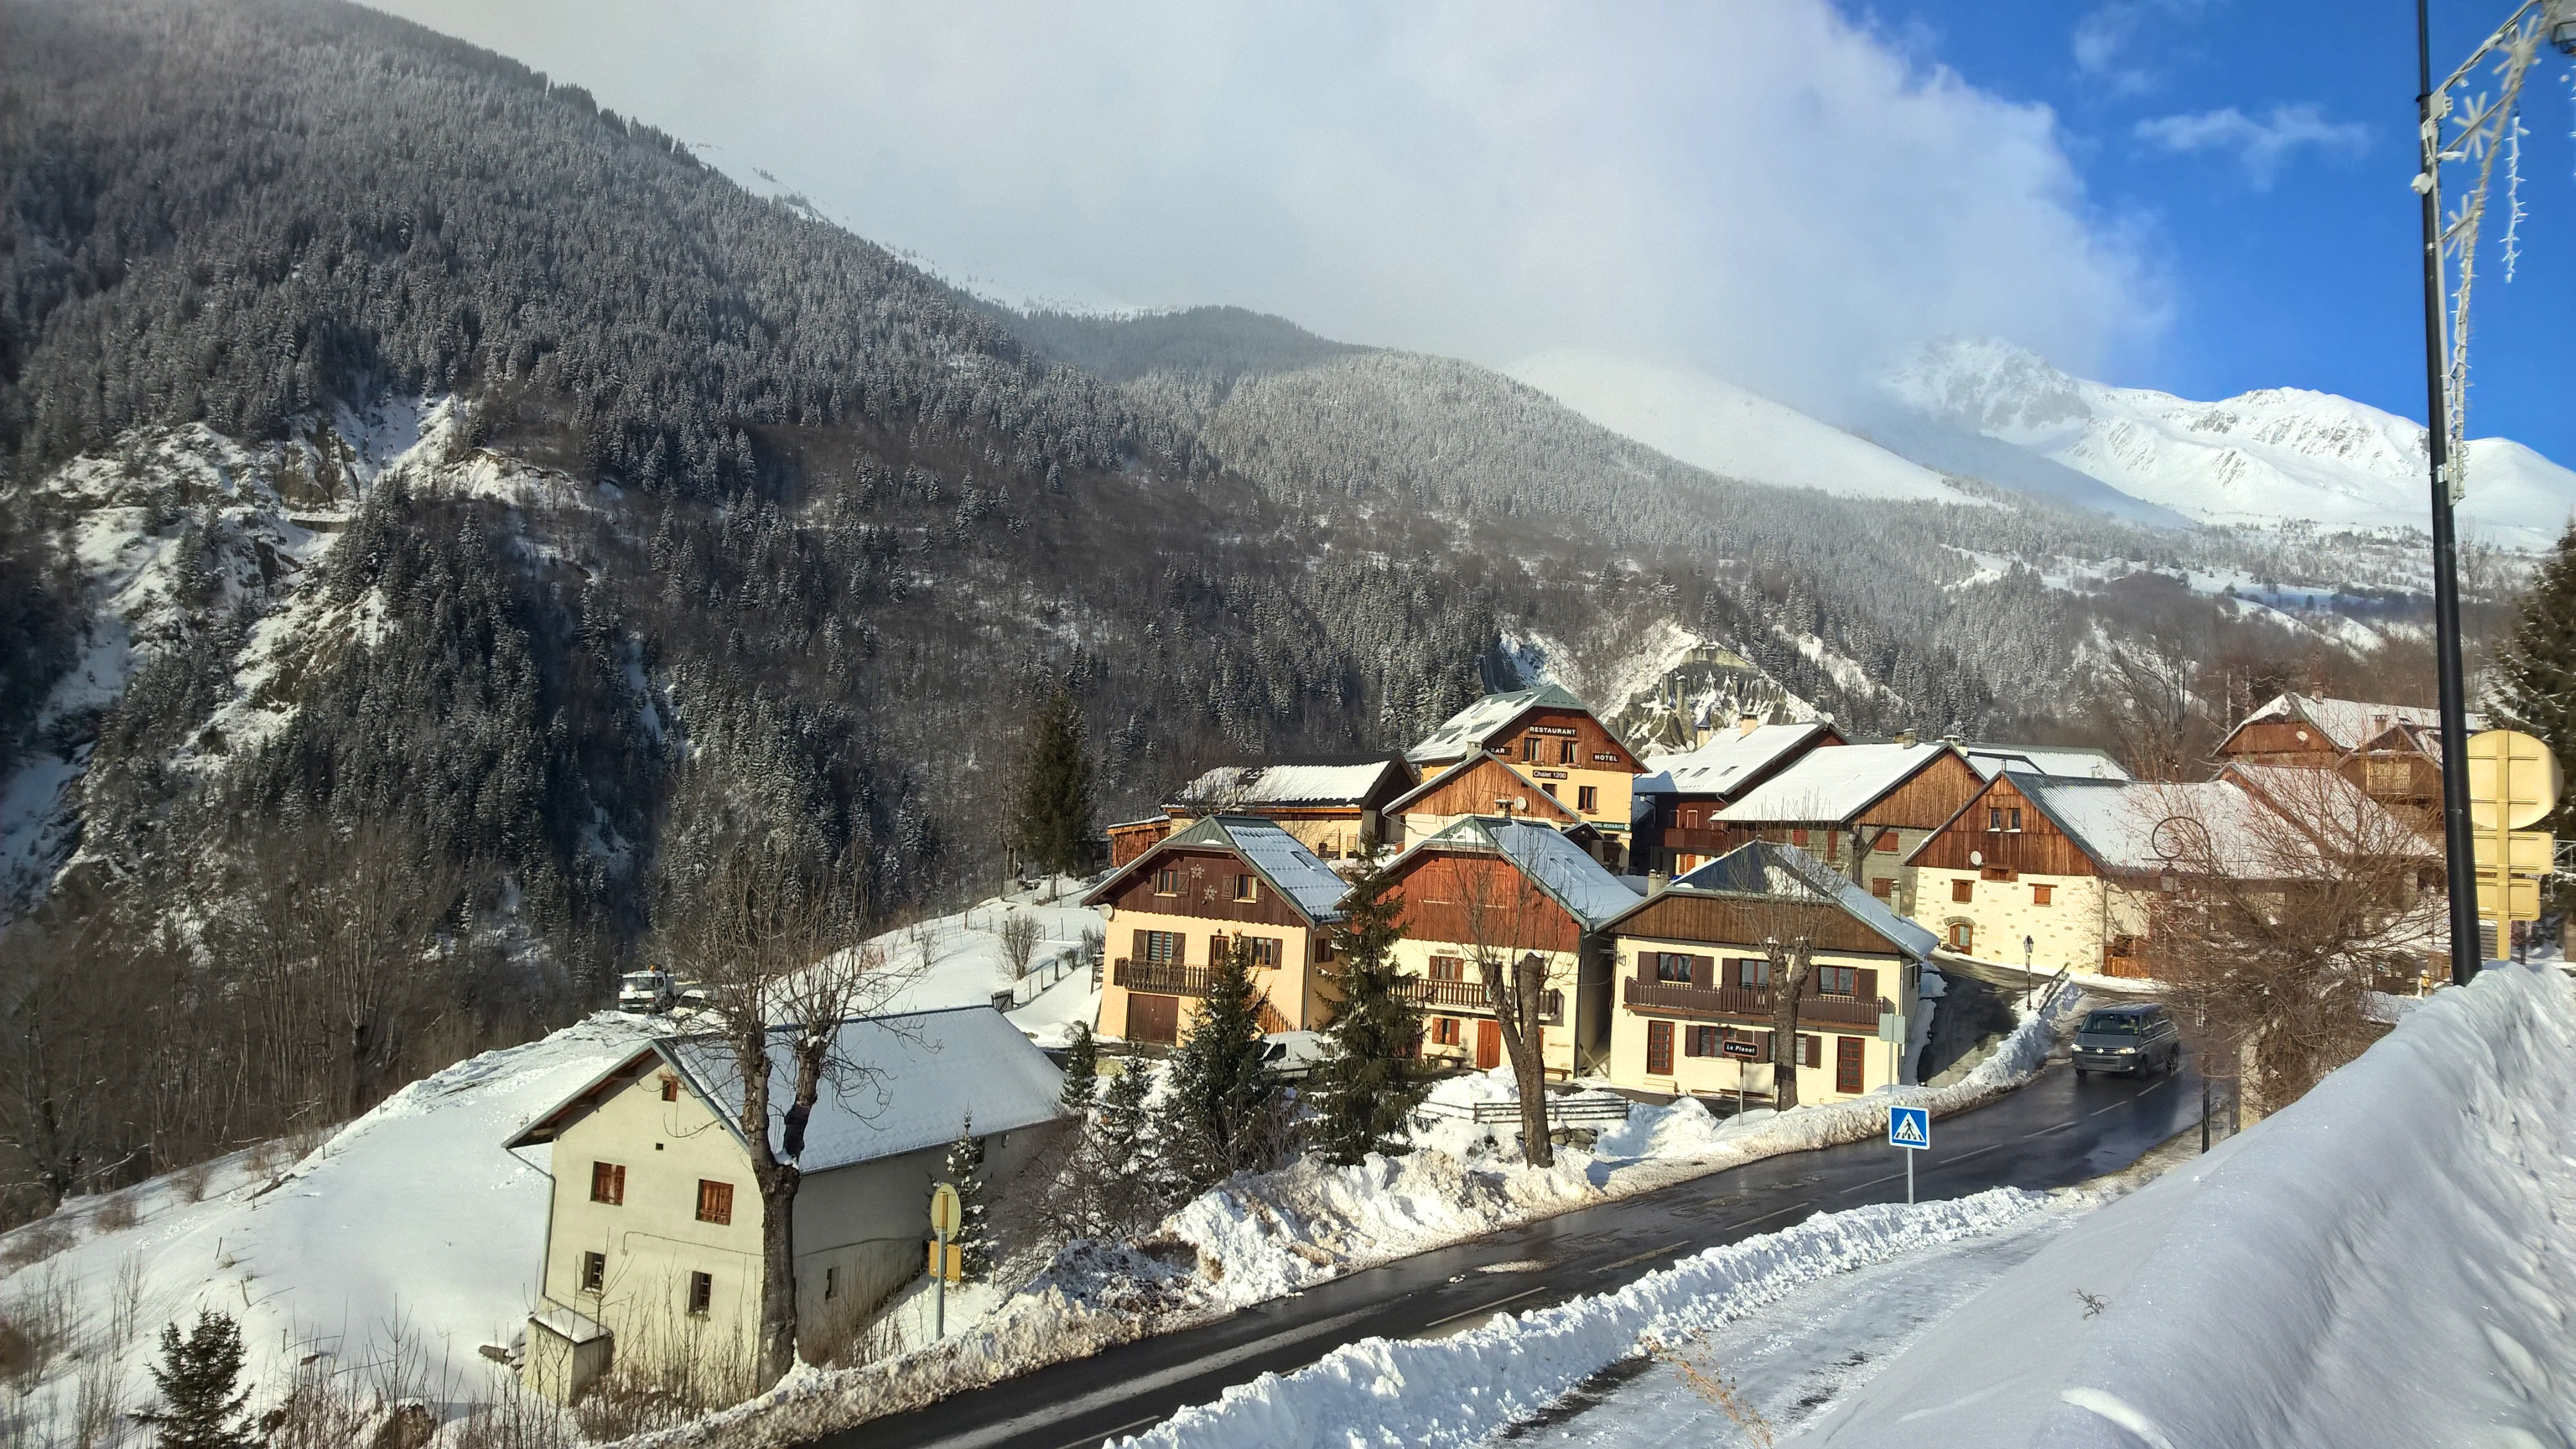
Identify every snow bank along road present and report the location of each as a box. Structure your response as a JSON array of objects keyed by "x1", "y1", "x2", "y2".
[{"x1": 815, "y1": 1052, "x2": 2204, "y2": 1449}]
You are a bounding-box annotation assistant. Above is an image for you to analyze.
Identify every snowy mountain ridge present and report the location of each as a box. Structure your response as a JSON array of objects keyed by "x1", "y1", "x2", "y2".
[{"x1": 1887, "y1": 336, "x2": 2576, "y2": 548}]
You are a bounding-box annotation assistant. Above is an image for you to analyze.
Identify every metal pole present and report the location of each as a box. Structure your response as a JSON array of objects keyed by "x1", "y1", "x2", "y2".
[
  {"x1": 935, "y1": 1258, "x2": 947, "y2": 1340},
  {"x1": 1905, "y1": 1145, "x2": 1914, "y2": 1205},
  {"x1": 2418, "y1": 0, "x2": 2486, "y2": 987}
]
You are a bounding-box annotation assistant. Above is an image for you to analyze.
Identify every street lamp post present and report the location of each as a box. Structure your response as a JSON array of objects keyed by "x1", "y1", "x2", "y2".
[{"x1": 2022, "y1": 935, "x2": 2034, "y2": 1012}]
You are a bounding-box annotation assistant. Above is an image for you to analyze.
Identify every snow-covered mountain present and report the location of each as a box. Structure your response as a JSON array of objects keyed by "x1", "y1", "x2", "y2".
[
  {"x1": 1886, "y1": 337, "x2": 2576, "y2": 548},
  {"x1": 1506, "y1": 350, "x2": 1973, "y2": 507}
]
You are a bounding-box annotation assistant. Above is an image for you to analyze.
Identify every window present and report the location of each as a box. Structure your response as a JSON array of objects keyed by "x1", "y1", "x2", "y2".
[
  {"x1": 1684, "y1": 1024, "x2": 1722, "y2": 1057},
  {"x1": 1646, "y1": 1020, "x2": 1675, "y2": 1075},
  {"x1": 1875, "y1": 833, "x2": 1900, "y2": 853},
  {"x1": 1244, "y1": 936, "x2": 1281, "y2": 969},
  {"x1": 825, "y1": 1265, "x2": 840, "y2": 1301},
  {"x1": 1951, "y1": 880, "x2": 1973, "y2": 903},
  {"x1": 1950, "y1": 922, "x2": 1974, "y2": 953},
  {"x1": 2109, "y1": 934, "x2": 2138, "y2": 958},
  {"x1": 1141, "y1": 930, "x2": 1182, "y2": 963},
  {"x1": 2009, "y1": 808, "x2": 2024, "y2": 832},
  {"x1": 580, "y1": 1251, "x2": 605, "y2": 1293},
  {"x1": 1988, "y1": 807, "x2": 2003, "y2": 832},
  {"x1": 1800, "y1": 1033, "x2": 1823, "y2": 1069},
  {"x1": 1429, "y1": 954, "x2": 1466, "y2": 982},
  {"x1": 1154, "y1": 868, "x2": 1182, "y2": 896},
  {"x1": 1559, "y1": 739, "x2": 1578, "y2": 764},
  {"x1": 1432, "y1": 1015, "x2": 1462, "y2": 1046},
  {"x1": 1982, "y1": 865, "x2": 2012, "y2": 881},
  {"x1": 659, "y1": 1075, "x2": 679, "y2": 1102},
  {"x1": 696, "y1": 1179, "x2": 735, "y2": 1226},
  {"x1": 1654, "y1": 953, "x2": 1695, "y2": 984},
  {"x1": 1815, "y1": 966, "x2": 1859, "y2": 997},
  {"x1": 1312, "y1": 935, "x2": 1337, "y2": 963},
  {"x1": 1540, "y1": 783, "x2": 1558, "y2": 799},
  {"x1": 1522, "y1": 736, "x2": 1541, "y2": 761},
  {"x1": 1728, "y1": 957, "x2": 1768, "y2": 989},
  {"x1": 589, "y1": 1162, "x2": 625, "y2": 1206},
  {"x1": 1233, "y1": 873, "x2": 1258, "y2": 902},
  {"x1": 2032, "y1": 884, "x2": 2054, "y2": 906},
  {"x1": 687, "y1": 1271, "x2": 713, "y2": 1317},
  {"x1": 1577, "y1": 785, "x2": 1598, "y2": 813},
  {"x1": 1870, "y1": 877, "x2": 1894, "y2": 899}
]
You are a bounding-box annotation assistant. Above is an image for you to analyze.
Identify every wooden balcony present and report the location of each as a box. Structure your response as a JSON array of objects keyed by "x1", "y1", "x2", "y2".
[
  {"x1": 1112, "y1": 958, "x2": 1210, "y2": 997},
  {"x1": 1393, "y1": 975, "x2": 1564, "y2": 1024},
  {"x1": 1621, "y1": 978, "x2": 1888, "y2": 1028}
]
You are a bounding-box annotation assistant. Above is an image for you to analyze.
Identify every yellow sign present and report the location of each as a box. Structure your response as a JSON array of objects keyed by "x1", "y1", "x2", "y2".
[
  {"x1": 2473, "y1": 829, "x2": 2555, "y2": 874},
  {"x1": 926, "y1": 1240, "x2": 963, "y2": 1283},
  {"x1": 2476, "y1": 870, "x2": 2542, "y2": 922},
  {"x1": 928, "y1": 1181, "x2": 963, "y2": 1242},
  {"x1": 2465, "y1": 730, "x2": 2563, "y2": 831}
]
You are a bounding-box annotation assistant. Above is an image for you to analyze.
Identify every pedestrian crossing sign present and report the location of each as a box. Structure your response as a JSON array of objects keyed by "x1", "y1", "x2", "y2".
[{"x1": 1888, "y1": 1105, "x2": 1930, "y2": 1150}]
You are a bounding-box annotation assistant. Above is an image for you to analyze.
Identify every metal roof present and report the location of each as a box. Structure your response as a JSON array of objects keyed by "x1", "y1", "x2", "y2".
[
  {"x1": 1635, "y1": 722, "x2": 1837, "y2": 798},
  {"x1": 1405, "y1": 683, "x2": 1593, "y2": 764},
  {"x1": 1386, "y1": 815, "x2": 1639, "y2": 929},
  {"x1": 1083, "y1": 813, "x2": 1352, "y2": 921},
  {"x1": 1714, "y1": 740, "x2": 1955, "y2": 824},
  {"x1": 1651, "y1": 840, "x2": 1939, "y2": 958},
  {"x1": 1168, "y1": 760, "x2": 1405, "y2": 810}
]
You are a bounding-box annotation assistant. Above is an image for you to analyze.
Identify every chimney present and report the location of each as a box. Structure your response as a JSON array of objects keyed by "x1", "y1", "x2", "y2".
[
  {"x1": 1647, "y1": 870, "x2": 1672, "y2": 896},
  {"x1": 1737, "y1": 712, "x2": 1761, "y2": 739},
  {"x1": 1894, "y1": 729, "x2": 1918, "y2": 747}
]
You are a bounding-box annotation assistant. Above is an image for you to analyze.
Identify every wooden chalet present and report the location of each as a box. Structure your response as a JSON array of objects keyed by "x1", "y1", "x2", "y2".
[
  {"x1": 1384, "y1": 750, "x2": 1596, "y2": 852},
  {"x1": 1633, "y1": 719, "x2": 1845, "y2": 875},
  {"x1": 1084, "y1": 815, "x2": 1351, "y2": 1046},
  {"x1": 1602, "y1": 842, "x2": 1931, "y2": 1104},
  {"x1": 1706, "y1": 740, "x2": 1987, "y2": 915},
  {"x1": 1163, "y1": 756, "x2": 1416, "y2": 860},
  {"x1": 2217, "y1": 693, "x2": 2485, "y2": 838},
  {"x1": 1405, "y1": 684, "x2": 1648, "y2": 868},
  {"x1": 1106, "y1": 814, "x2": 1174, "y2": 870},
  {"x1": 1377, "y1": 816, "x2": 1640, "y2": 1078}
]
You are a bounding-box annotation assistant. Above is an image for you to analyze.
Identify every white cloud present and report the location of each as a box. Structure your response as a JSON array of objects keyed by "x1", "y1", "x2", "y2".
[
  {"x1": 2134, "y1": 103, "x2": 2369, "y2": 189},
  {"x1": 362, "y1": 0, "x2": 2163, "y2": 414}
]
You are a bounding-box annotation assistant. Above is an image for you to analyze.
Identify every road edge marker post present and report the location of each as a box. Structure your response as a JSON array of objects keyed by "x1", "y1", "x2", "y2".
[
  {"x1": 1888, "y1": 1104, "x2": 1930, "y2": 1204},
  {"x1": 929, "y1": 1181, "x2": 963, "y2": 1340}
]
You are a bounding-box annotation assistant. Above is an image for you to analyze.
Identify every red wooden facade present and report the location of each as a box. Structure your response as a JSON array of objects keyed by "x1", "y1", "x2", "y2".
[
  {"x1": 1383, "y1": 853, "x2": 1582, "y2": 954},
  {"x1": 1097, "y1": 847, "x2": 1324, "y2": 928},
  {"x1": 1421, "y1": 704, "x2": 1645, "y2": 774},
  {"x1": 1907, "y1": 775, "x2": 2105, "y2": 879},
  {"x1": 1395, "y1": 755, "x2": 1585, "y2": 827}
]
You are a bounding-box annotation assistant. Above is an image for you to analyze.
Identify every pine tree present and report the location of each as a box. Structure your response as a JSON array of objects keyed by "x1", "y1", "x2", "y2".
[
  {"x1": 1058, "y1": 1021, "x2": 1100, "y2": 1117},
  {"x1": 1165, "y1": 941, "x2": 1284, "y2": 1191},
  {"x1": 1091, "y1": 1055, "x2": 1161, "y2": 1234},
  {"x1": 941, "y1": 1114, "x2": 992, "y2": 1282},
  {"x1": 2496, "y1": 521, "x2": 2576, "y2": 908},
  {"x1": 1311, "y1": 859, "x2": 1427, "y2": 1165},
  {"x1": 1010, "y1": 689, "x2": 1096, "y2": 879},
  {"x1": 135, "y1": 1311, "x2": 255, "y2": 1449}
]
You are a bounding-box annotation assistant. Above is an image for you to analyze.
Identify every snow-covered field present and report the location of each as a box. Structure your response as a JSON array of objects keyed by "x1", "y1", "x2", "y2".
[
  {"x1": 0, "y1": 886, "x2": 1101, "y2": 1443},
  {"x1": 1115, "y1": 959, "x2": 2573, "y2": 1448}
]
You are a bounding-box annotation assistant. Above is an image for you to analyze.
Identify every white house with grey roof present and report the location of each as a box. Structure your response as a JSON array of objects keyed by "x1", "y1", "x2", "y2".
[{"x1": 506, "y1": 1007, "x2": 1062, "y2": 1401}]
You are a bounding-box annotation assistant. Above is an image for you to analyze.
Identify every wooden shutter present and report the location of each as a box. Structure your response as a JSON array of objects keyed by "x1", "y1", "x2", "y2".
[
  {"x1": 1857, "y1": 968, "x2": 1879, "y2": 1003},
  {"x1": 1803, "y1": 1033, "x2": 1822, "y2": 1069},
  {"x1": 697, "y1": 1179, "x2": 735, "y2": 1225},
  {"x1": 1133, "y1": 929, "x2": 1149, "y2": 965},
  {"x1": 1692, "y1": 955, "x2": 1714, "y2": 989}
]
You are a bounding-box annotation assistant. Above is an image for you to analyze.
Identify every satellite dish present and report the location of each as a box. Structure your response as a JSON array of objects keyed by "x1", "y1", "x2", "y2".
[{"x1": 1968, "y1": 849, "x2": 1983, "y2": 867}]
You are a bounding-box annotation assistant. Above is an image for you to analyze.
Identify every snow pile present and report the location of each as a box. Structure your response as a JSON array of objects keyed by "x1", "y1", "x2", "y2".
[
  {"x1": 1122, "y1": 1188, "x2": 2049, "y2": 1449},
  {"x1": 1800, "y1": 958, "x2": 2576, "y2": 1447}
]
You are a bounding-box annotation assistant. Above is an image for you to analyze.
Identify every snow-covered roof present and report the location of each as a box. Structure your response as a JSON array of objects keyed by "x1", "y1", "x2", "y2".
[
  {"x1": 1389, "y1": 816, "x2": 1639, "y2": 929},
  {"x1": 2230, "y1": 693, "x2": 2486, "y2": 755},
  {"x1": 1083, "y1": 814, "x2": 1352, "y2": 921},
  {"x1": 2004, "y1": 776, "x2": 2190, "y2": 873},
  {"x1": 529, "y1": 1306, "x2": 610, "y2": 1347},
  {"x1": 1656, "y1": 841, "x2": 1938, "y2": 958},
  {"x1": 1406, "y1": 683, "x2": 1593, "y2": 763},
  {"x1": 1634, "y1": 723, "x2": 1836, "y2": 798},
  {"x1": 1961, "y1": 743, "x2": 2132, "y2": 782},
  {"x1": 657, "y1": 1007, "x2": 1063, "y2": 1175},
  {"x1": 1169, "y1": 760, "x2": 1403, "y2": 810},
  {"x1": 1715, "y1": 741, "x2": 1954, "y2": 824}
]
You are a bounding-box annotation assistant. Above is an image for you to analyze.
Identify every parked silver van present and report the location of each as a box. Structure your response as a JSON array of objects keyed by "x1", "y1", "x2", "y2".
[{"x1": 2072, "y1": 1003, "x2": 2181, "y2": 1077}]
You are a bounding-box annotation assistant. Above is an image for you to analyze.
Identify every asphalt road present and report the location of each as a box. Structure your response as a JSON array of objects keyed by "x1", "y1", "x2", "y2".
[{"x1": 818, "y1": 1053, "x2": 2204, "y2": 1449}]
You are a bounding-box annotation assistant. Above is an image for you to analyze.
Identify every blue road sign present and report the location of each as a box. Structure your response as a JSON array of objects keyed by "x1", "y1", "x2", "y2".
[{"x1": 1888, "y1": 1104, "x2": 1930, "y2": 1150}]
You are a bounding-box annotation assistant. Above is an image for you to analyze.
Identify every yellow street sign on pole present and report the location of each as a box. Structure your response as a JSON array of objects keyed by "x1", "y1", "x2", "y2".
[
  {"x1": 2476, "y1": 870, "x2": 2542, "y2": 922},
  {"x1": 2465, "y1": 730, "x2": 2562, "y2": 831},
  {"x1": 928, "y1": 1182, "x2": 963, "y2": 1242},
  {"x1": 2472, "y1": 829, "x2": 2555, "y2": 875}
]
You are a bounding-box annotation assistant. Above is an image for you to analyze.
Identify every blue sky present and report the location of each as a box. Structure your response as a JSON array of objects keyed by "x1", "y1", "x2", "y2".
[
  {"x1": 376, "y1": 1, "x2": 2572, "y2": 465},
  {"x1": 1883, "y1": 0, "x2": 2575, "y2": 461}
]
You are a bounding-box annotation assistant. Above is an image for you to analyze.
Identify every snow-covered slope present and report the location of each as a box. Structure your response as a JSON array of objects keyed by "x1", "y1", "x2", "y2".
[
  {"x1": 1888, "y1": 336, "x2": 2576, "y2": 548},
  {"x1": 1506, "y1": 351, "x2": 1974, "y2": 506}
]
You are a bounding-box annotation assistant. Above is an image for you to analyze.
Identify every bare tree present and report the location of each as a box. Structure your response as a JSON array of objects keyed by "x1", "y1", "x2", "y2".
[
  {"x1": 2146, "y1": 766, "x2": 2438, "y2": 1114},
  {"x1": 1450, "y1": 839, "x2": 1565, "y2": 1168},
  {"x1": 654, "y1": 828, "x2": 917, "y2": 1391},
  {"x1": 997, "y1": 911, "x2": 1042, "y2": 979},
  {"x1": 1756, "y1": 914, "x2": 1818, "y2": 1114}
]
